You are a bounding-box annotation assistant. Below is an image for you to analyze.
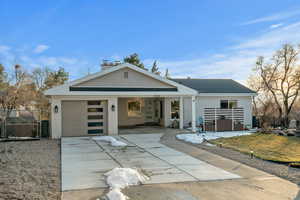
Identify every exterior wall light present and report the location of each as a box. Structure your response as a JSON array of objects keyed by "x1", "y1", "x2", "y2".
[
  {"x1": 111, "y1": 105, "x2": 115, "y2": 112},
  {"x1": 54, "y1": 105, "x2": 59, "y2": 113}
]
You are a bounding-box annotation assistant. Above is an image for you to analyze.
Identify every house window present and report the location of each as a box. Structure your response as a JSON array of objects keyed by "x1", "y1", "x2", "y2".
[
  {"x1": 171, "y1": 100, "x2": 179, "y2": 119},
  {"x1": 88, "y1": 101, "x2": 102, "y2": 105},
  {"x1": 128, "y1": 100, "x2": 142, "y2": 117},
  {"x1": 220, "y1": 100, "x2": 238, "y2": 109},
  {"x1": 87, "y1": 108, "x2": 103, "y2": 112},
  {"x1": 88, "y1": 115, "x2": 103, "y2": 120},
  {"x1": 88, "y1": 122, "x2": 103, "y2": 127},
  {"x1": 229, "y1": 100, "x2": 238, "y2": 109},
  {"x1": 124, "y1": 71, "x2": 128, "y2": 79},
  {"x1": 220, "y1": 100, "x2": 228, "y2": 109},
  {"x1": 88, "y1": 129, "x2": 103, "y2": 134}
]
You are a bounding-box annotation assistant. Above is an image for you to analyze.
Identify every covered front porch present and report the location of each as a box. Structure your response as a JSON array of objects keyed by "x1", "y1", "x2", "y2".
[{"x1": 117, "y1": 96, "x2": 197, "y2": 134}]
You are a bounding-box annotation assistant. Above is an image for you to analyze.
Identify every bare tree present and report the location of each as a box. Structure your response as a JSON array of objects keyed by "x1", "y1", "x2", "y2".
[
  {"x1": 32, "y1": 67, "x2": 68, "y2": 119},
  {"x1": 253, "y1": 44, "x2": 300, "y2": 128},
  {"x1": 248, "y1": 75, "x2": 277, "y2": 129},
  {"x1": 31, "y1": 67, "x2": 51, "y2": 91},
  {"x1": 0, "y1": 64, "x2": 29, "y2": 137}
]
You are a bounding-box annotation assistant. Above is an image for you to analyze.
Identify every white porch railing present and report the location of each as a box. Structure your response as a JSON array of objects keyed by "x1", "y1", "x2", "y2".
[{"x1": 203, "y1": 108, "x2": 244, "y2": 131}]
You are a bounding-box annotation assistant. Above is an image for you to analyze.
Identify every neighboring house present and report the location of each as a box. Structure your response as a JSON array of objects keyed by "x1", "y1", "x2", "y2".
[{"x1": 45, "y1": 63, "x2": 256, "y2": 138}]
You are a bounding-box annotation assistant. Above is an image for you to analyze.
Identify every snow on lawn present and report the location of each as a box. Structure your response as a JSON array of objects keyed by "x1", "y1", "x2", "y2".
[
  {"x1": 176, "y1": 134, "x2": 204, "y2": 144},
  {"x1": 176, "y1": 130, "x2": 255, "y2": 144},
  {"x1": 92, "y1": 136, "x2": 127, "y2": 147},
  {"x1": 102, "y1": 168, "x2": 149, "y2": 200}
]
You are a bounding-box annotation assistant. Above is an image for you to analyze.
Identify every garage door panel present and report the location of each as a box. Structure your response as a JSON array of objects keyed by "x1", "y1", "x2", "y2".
[
  {"x1": 62, "y1": 101, "x2": 86, "y2": 137},
  {"x1": 62, "y1": 100, "x2": 107, "y2": 137}
]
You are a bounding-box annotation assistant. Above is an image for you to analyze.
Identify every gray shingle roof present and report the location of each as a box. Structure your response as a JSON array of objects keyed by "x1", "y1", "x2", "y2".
[{"x1": 172, "y1": 79, "x2": 256, "y2": 93}]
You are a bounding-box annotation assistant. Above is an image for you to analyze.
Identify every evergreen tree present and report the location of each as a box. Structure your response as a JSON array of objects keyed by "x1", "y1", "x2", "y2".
[
  {"x1": 123, "y1": 53, "x2": 146, "y2": 69},
  {"x1": 151, "y1": 60, "x2": 160, "y2": 75},
  {"x1": 44, "y1": 67, "x2": 69, "y2": 89},
  {"x1": 164, "y1": 68, "x2": 170, "y2": 79}
]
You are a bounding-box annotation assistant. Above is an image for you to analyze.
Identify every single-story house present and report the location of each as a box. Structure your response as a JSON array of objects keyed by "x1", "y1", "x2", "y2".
[{"x1": 45, "y1": 63, "x2": 256, "y2": 138}]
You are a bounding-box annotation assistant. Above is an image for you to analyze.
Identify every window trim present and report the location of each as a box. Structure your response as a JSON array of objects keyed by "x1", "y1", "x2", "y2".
[{"x1": 124, "y1": 71, "x2": 129, "y2": 79}]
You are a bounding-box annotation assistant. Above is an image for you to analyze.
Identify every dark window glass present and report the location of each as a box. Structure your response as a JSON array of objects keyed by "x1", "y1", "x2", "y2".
[
  {"x1": 88, "y1": 122, "x2": 103, "y2": 127},
  {"x1": 88, "y1": 101, "x2": 101, "y2": 105},
  {"x1": 88, "y1": 129, "x2": 103, "y2": 134},
  {"x1": 88, "y1": 115, "x2": 103, "y2": 120},
  {"x1": 88, "y1": 108, "x2": 103, "y2": 112},
  {"x1": 220, "y1": 100, "x2": 228, "y2": 109}
]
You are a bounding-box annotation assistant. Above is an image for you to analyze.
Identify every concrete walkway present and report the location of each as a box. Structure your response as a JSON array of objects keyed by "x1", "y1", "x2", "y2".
[{"x1": 61, "y1": 134, "x2": 240, "y2": 191}]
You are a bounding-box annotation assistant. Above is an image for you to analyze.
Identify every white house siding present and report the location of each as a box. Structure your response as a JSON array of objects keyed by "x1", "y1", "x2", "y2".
[{"x1": 182, "y1": 96, "x2": 253, "y2": 128}]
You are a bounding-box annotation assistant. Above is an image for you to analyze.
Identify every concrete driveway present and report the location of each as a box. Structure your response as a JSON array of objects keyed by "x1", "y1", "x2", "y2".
[{"x1": 61, "y1": 134, "x2": 240, "y2": 191}]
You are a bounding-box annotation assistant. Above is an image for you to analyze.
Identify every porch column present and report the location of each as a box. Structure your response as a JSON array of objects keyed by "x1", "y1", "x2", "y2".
[
  {"x1": 51, "y1": 98, "x2": 62, "y2": 139},
  {"x1": 164, "y1": 97, "x2": 171, "y2": 128},
  {"x1": 179, "y1": 96, "x2": 184, "y2": 129},
  {"x1": 192, "y1": 96, "x2": 196, "y2": 132},
  {"x1": 108, "y1": 97, "x2": 118, "y2": 135}
]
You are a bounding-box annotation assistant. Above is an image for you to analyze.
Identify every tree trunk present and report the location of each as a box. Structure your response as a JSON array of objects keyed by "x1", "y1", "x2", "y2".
[
  {"x1": 283, "y1": 116, "x2": 290, "y2": 129},
  {"x1": 0, "y1": 118, "x2": 6, "y2": 138}
]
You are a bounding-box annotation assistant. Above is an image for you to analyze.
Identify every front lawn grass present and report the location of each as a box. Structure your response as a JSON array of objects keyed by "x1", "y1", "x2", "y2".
[{"x1": 209, "y1": 133, "x2": 300, "y2": 163}]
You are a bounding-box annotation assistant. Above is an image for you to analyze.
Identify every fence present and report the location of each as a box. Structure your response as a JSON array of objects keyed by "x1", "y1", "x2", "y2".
[
  {"x1": 0, "y1": 110, "x2": 50, "y2": 138},
  {"x1": 204, "y1": 108, "x2": 244, "y2": 131}
]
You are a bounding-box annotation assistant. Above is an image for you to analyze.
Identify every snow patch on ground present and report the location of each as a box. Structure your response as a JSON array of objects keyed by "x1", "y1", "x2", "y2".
[
  {"x1": 103, "y1": 168, "x2": 149, "y2": 200},
  {"x1": 176, "y1": 131, "x2": 255, "y2": 144},
  {"x1": 205, "y1": 143, "x2": 216, "y2": 147},
  {"x1": 176, "y1": 134, "x2": 204, "y2": 144},
  {"x1": 92, "y1": 136, "x2": 127, "y2": 147},
  {"x1": 106, "y1": 188, "x2": 128, "y2": 200}
]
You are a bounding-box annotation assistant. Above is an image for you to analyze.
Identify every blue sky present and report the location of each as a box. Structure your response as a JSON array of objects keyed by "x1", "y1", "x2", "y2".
[{"x1": 1, "y1": 0, "x2": 300, "y2": 83}]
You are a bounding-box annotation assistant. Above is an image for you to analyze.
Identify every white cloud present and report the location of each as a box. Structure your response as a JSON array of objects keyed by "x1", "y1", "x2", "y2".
[
  {"x1": 33, "y1": 44, "x2": 49, "y2": 54},
  {"x1": 242, "y1": 9, "x2": 300, "y2": 25},
  {"x1": 270, "y1": 23, "x2": 283, "y2": 29},
  {"x1": 234, "y1": 21, "x2": 300, "y2": 50}
]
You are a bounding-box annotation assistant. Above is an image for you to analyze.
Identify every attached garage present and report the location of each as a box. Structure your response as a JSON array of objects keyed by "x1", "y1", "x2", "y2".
[{"x1": 62, "y1": 100, "x2": 107, "y2": 137}]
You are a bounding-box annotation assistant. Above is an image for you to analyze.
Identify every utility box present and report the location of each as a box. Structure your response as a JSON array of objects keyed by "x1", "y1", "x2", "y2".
[{"x1": 41, "y1": 120, "x2": 50, "y2": 138}]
